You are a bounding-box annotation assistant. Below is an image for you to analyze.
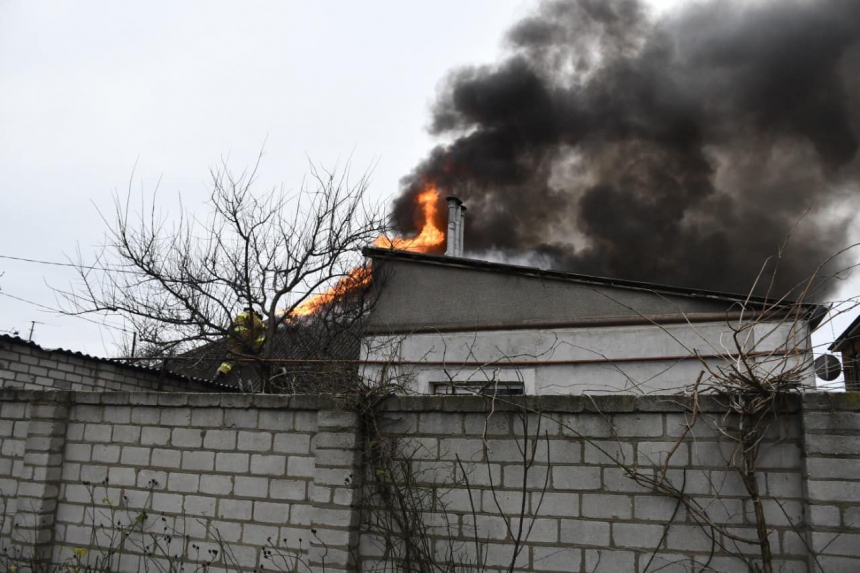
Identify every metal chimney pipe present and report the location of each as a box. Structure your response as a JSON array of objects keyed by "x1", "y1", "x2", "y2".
[
  {"x1": 445, "y1": 196, "x2": 464, "y2": 257},
  {"x1": 458, "y1": 204, "x2": 466, "y2": 257}
]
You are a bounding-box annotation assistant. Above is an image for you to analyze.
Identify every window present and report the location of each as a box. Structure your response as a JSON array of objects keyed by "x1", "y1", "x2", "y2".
[{"x1": 432, "y1": 381, "x2": 525, "y2": 396}]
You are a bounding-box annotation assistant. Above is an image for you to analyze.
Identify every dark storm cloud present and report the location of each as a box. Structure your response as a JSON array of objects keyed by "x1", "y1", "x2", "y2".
[{"x1": 392, "y1": 0, "x2": 860, "y2": 297}]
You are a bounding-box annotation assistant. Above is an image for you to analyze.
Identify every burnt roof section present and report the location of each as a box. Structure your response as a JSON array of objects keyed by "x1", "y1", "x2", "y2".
[
  {"x1": 0, "y1": 334, "x2": 234, "y2": 391},
  {"x1": 169, "y1": 320, "x2": 362, "y2": 391},
  {"x1": 830, "y1": 314, "x2": 860, "y2": 352},
  {"x1": 364, "y1": 247, "x2": 827, "y2": 329}
]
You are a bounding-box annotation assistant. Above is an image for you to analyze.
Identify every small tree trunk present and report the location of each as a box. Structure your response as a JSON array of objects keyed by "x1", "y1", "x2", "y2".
[{"x1": 741, "y1": 432, "x2": 773, "y2": 573}]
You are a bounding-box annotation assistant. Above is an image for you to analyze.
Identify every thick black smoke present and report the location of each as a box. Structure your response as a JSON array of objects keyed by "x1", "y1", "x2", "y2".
[{"x1": 392, "y1": 0, "x2": 860, "y2": 298}]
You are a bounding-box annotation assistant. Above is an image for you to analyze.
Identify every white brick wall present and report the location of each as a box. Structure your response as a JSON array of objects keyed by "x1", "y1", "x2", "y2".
[
  {"x1": 0, "y1": 391, "x2": 857, "y2": 572},
  {"x1": 51, "y1": 393, "x2": 319, "y2": 571},
  {"x1": 359, "y1": 395, "x2": 825, "y2": 573},
  {"x1": 0, "y1": 399, "x2": 29, "y2": 546},
  {"x1": 801, "y1": 393, "x2": 860, "y2": 572}
]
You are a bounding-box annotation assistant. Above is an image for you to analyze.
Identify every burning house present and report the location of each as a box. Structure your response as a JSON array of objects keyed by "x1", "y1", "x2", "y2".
[
  {"x1": 350, "y1": 0, "x2": 860, "y2": 395},
  {"x1": 359, "y1": 192, "x2": 824, "y2": 395},
  {"x1": 174, "y1": 0, "x2": 857, "y2": 394},
  {"x1": 162, "y1": 182, "x2": 824, "y2": 396}
]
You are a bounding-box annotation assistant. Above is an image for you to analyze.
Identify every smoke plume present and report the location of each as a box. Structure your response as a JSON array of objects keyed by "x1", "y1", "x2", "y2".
[{"x1": 391, "y1": 0, "x2": 860, "y2": 298}]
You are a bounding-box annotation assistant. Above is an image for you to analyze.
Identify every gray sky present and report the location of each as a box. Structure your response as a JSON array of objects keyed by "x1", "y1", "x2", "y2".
[{"x1": 1, "y1": 0, "x2": 856, "y2": 386}]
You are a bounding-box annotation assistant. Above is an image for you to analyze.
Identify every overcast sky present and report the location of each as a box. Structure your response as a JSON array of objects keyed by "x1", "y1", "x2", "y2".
[
  {"x1": 1, "y1": 0, "x2": 855, "y2": 387},
  {"x1": 1, "y1": 0, "x2": 532, "y2": 352}
]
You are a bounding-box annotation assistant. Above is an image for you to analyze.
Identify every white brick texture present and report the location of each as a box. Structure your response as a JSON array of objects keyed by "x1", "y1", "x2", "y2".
[{"x1": 0, "y1": 391, "x2": 856, "y2": 573}]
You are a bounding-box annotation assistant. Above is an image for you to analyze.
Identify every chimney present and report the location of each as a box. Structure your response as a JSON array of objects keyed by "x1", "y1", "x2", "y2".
[
  {"x1": 445, "y1": 196, "x2": 466, "y2": 257},
  {"x1": 458, "y1": 204, "x2": 467, "y2": 255}
]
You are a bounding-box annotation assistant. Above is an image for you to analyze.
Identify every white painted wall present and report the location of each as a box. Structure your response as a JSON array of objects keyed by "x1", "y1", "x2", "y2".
[{"x1": 360, "y1": 320, "x2": 813, "y2": 395}]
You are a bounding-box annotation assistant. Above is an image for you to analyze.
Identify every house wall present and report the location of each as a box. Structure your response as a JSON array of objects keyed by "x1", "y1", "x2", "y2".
[
  {"x1": 362, "y1": 321, "x2": 813, "y2": 395},
  {"x1": 0, "y1": 336, "x2": 217, "y2": 392},
  {"x1": 0, "y1": 390, "x2": 858, "y2": 572}
]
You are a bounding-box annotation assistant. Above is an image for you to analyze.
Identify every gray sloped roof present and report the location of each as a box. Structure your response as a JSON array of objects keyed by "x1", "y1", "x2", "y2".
[
  {"x1": 363, "y1": 247, "x2": 827, "y2": 333},
  {"x1": 365, "y1": 247, "x2": 821, "y2": 307}
]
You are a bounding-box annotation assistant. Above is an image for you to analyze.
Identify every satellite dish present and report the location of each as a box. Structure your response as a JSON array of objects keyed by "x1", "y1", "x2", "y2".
[{"x1": 814, "y1": 354, "x2": 842, "y2": 381}]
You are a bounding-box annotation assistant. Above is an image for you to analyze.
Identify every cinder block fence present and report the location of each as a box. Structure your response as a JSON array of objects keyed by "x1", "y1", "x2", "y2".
[{"x1": 0, "y1": 390, "x2": 858, "y2": 572}]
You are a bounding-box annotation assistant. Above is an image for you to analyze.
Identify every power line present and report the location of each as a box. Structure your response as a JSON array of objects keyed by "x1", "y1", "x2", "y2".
[
  {"x1": 0, "y1": 253, "x2": 343, "y2": 296},
  {"x1": 0, "y1": 254, "x2": 140, "y2": 274},
  {"x1": 0, "y1": 290, "x2": 59, "y2": 312},
  {"x1": 0, "y1": 291, "x2": 130, "y2": 333}
]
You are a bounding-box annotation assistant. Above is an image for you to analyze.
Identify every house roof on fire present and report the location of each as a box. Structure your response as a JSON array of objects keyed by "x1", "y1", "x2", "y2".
[
  {"x1": 168, "y1": 310, "x2": 364, "y2": 391},
  {"x1": 363, "y1": 247, "x2": 826, "y2": 334},
  {"x1": 167, "y1": 246, "x2": 824, "y2": 388}
]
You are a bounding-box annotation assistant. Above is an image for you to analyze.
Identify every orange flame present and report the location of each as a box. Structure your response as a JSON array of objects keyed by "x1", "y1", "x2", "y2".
[
  {"x1": 372, "y1": 187, "x2": 445, "y2": 253},
  {"x1": 287, "y1": 185, "x2": 443, "y2": 318},
  {"x1": 290, "y1": 266, "x2": 373, "y2": 317}
]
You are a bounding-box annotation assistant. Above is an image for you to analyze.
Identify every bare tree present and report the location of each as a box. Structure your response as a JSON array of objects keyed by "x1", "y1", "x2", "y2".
[{"x1": 61, "y1": 154, "x2": 386, "y2": 392}]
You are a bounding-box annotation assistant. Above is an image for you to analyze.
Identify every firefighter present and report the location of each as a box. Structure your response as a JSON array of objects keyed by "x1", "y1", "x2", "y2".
[{"x1": 214, "y1": 307, "x2": 266, "y2": 382}]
